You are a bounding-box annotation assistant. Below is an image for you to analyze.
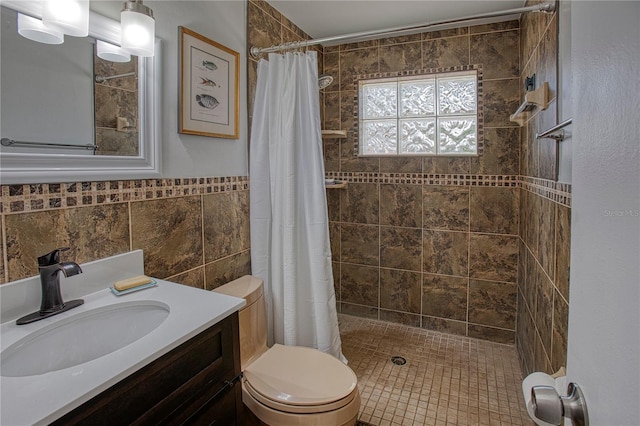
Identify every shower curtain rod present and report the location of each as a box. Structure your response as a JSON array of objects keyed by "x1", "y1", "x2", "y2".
[{"x1": 250, "y1": 1, "x2": 555, "y2": 58}]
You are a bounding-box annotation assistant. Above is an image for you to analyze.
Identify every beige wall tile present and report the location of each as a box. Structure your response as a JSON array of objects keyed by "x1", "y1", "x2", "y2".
[
  {"x1": 326, "y1": 189, "x2": 340, "y2": 222},
  {"x1": 538, "y1": 196, "x2": 556, "y2": 280},
  {"x1": 423, "y1": 186, "x2": 469, "y2": 231},
  {"x1": 468, "y1": 324, "x2": 514, "y2": 344},
  {"x1": 423, "y1": 157, "x2": 470, "y2": 174},
  {"x1": 131, "y1": 196, "x2": 202, "y2": 279},
  {"x1": 379, "y1": 156, "x2": 422, "y2": 173},
  {"x1": 422, "y1": 274, "x2": 468, "y2": 321},
  {"x1": 380, "y1": 226, "x2": 422, "y2": 271},
  {"x1": 204, "y1": 250, "x2": 251, "y2": 290},
  {"x1": 379, "y1": 184, "x2": 422, "y2": 227},
  {"x1": 5, "y1": 204, "x2": 130, "y2": 281},
  {"x1": 380, "y1": 268, "x2": 421, "y2": 314},
  {"x1": 470, "y1": 30, "x2": 520, "y2": 79},
  {"x1": 247, "y1": 1, "x2": 280, "y2": 50},
  {"x1": 482, "y1": 78, "x2": 520, "y2": 128},
  {"x1": 555, "y1": 204, "x2": 571, "y2": 301},
  {"x1": 469, "y1": 127, "x2": 520, "y2": 175},
  {"x1": 422, "y1": 36, "x2": 470, "y2": 69},
  {"x1": 379, "y1": 42, "x2": 422, "y2": 73},
  {"x1": 534, "y1": 262, "x2": 554, "y2": 356},
  {"x1": 340, "y1": 263, "x2": 379, "y2": 307},
  {"x1": 329, "y1": 222, "x2": 341, "y2": 262},
  {"x1": 470, "y1": 186, "x2": 519, "y2": 234},
  {"x1": 340, "y1": 183, "x2": 379, "y2": 224},
  {"x1": 468, "y1": 279, "x2": 516, "y2": 329},
  {"x1": 421, "y1": 315, "x2": 467, "y2": 336},
  {"x1": 469, "y1": 234, "x2": 518, "y2": 282},
  {"x1": 552, "y1": 292, "x2": 569, "y2": 371},
  {"x1": 203, "y1": 191, "x2": 250, "y2": 262},
  {"x1": 423, "y1": 230, "x2": 469, "y2": 277},
  {"x1": 340, "y1": 223, "x2": 379, "y2": 266},
  {"x1": 166, "y1": 266, "x2": 205, "y2": 289},
  {"x1": 379, "y1": 309, "x2": 420, "y2": 327},
  {"x1": 340, "y1": 302, "x2": 378, "y2": 319}
]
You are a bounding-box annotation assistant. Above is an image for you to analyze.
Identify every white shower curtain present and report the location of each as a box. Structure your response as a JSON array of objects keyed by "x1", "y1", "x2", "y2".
[{"x1": 250, "y1": 51, "x2": 344, "y2": 361}]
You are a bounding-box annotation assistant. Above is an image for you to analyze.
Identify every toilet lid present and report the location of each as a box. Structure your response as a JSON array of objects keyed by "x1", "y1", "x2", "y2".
[{"x1": 244, "y1": 344, "x2": 358, "y2": 408}]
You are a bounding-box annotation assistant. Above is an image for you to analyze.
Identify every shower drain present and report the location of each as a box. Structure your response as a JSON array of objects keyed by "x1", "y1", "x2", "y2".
[{"x1": 390, "y1": 356, "x2": 407, "y2": 365}]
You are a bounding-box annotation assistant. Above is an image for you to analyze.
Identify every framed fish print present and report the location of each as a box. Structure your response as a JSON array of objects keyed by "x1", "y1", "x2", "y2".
[{"x1": 179, "y1": 27, "x2": 239, "y2": 139}]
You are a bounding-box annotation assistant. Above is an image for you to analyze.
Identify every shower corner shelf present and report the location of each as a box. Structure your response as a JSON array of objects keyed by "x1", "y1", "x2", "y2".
[
  {"x1": 321, "y1": 130, "x2": 347, "y2": 139},
  {"x1": 509, "y1": 82, "x2": 550, "y2": 127},
  {"x1": 325, "y1": 181, "x2": 347, "y2": 189}
]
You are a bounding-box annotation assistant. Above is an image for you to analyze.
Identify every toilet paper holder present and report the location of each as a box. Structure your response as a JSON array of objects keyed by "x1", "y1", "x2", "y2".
[{"x1": 531, "y1": 382, "x2": 589, "y2": 426}]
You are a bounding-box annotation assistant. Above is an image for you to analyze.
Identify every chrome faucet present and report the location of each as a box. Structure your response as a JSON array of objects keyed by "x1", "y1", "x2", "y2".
[{"x1": 16, "y1": 247, "x2": 85, "y2": 325}]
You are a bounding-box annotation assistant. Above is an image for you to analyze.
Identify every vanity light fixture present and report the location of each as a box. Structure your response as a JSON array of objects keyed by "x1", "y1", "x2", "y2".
[
  {"x1": 17, "y1": 13, "x2": 64, "y2": 45},
  {"x1": 42, "y1": 0, "x2": 90, "y2": 37},
  {"x1": 120, "y1": 0, "x2": 155, "y2": 57},
  {"x1": 96, "y1": 40, "x2": 131, "y2": 63}
]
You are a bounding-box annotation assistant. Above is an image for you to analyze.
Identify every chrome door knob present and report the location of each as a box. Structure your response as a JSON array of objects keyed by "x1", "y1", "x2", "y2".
[{"x1": 531, "y1": 382, "x2": 589, "y2": 426}]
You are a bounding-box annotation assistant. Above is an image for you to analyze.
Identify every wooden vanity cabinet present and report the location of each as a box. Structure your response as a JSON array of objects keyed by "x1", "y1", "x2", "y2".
[{"x1": 51, "y1": 312, "x2": 243, "y2": 426}]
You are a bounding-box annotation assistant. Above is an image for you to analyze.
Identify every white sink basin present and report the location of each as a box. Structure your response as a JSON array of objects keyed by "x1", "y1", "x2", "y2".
[{"x1": 1, "y1": 301, "x2": 170, "y2": 377}]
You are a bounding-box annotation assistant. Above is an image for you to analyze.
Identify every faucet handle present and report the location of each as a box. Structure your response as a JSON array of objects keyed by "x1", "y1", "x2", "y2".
[{"x1": 38, "y1": 247, "x2": 71, "y2": 267}]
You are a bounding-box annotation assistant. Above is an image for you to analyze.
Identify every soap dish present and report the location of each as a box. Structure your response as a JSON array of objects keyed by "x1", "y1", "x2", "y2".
[{"x1": 109, "y1": 280, "x2": 158, "y2": 296}]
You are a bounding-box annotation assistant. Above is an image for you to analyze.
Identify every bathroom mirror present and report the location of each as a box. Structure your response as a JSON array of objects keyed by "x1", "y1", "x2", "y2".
[{"x1": 0, "y1": 1, "x2": 161, "y2": 184}]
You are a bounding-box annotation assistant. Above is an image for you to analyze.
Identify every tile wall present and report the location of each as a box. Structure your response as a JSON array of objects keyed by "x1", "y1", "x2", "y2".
[
  {"x1": 0, "y1": 178, "x2": 251, "y2": 291},
  {"x1": 249, "y1": 0, "x2": 572, "y2": 357},
  {"x1": 321, "y1": 21, "x2": 523, "y2": 344},
  {"x1": 93, "y1": 52, "x2": 139, "y2": 156},
  {"x1": 247, "y1": 0, "x2": 322, "y2": 130},
  {"x1": 516, "y1": 1, "x2": 570, "y2": 376}
]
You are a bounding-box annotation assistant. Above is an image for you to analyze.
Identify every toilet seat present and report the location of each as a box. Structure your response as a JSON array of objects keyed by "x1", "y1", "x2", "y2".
[{"x1": 243, "y1": 343, "x2": 358, "y2": 414}]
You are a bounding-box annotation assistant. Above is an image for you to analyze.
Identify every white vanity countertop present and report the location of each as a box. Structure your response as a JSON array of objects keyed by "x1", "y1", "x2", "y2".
[{"x1": 0, "y1": 279, "x2": 245, "y2": 425}]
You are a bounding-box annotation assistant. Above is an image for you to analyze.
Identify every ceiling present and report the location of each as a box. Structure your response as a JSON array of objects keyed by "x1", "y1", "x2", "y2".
[{"x1": 269, "y1": 0, "x2": 527, "y2": 44}]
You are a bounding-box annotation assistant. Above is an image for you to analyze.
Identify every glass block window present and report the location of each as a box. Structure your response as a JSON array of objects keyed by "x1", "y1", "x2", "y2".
[{"x1": 358, "y1": 70, "x2": 478, "y2": 156}]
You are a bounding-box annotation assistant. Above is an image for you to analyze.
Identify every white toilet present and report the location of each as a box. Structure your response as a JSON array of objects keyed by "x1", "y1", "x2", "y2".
[{"x1": 213, "y1": 275, "x2": 360, "y2": 426}]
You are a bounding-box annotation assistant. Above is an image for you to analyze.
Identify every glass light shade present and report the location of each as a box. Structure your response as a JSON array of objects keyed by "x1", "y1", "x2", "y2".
[
  {"x1": 96, "y1": 40, "x2": 131, "y2": 63},
  {"x1": 120, "y1": 10, "x2": 155, "y2": 57},
  {"x1": 17, "y1": 13, "x2": 64, "y2": 45},
  {"x1": 42, "y1": 0, "x2": 90, "y2": 37}
]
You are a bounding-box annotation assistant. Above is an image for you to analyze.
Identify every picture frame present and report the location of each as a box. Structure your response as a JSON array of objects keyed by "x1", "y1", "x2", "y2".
[{"x1": 179, "y1": 26, "x2": 239, "y2": 139}]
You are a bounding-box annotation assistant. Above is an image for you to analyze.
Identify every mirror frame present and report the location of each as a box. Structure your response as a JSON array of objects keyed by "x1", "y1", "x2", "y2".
[{"x1": 0, "y1": 1, "x2": 161, "y2": 184}]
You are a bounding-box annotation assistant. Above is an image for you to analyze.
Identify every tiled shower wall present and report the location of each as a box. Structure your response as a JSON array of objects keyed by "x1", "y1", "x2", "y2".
[
  {"x1": 0, "y1": 178, "x2": 251, "y2": 290},
  {"x1": 247, "y1": 0, "x2": 321, "y2": 131},
  {"x1": 516, "y1": 2, "x2": 571, "y2": 376},
  {"x1": 248, "y1": 0, "x2": 571, "y2": 357},
  {"x1": 94, "y1": 52, "x2": 139, "y2": 156},
  {"x1": 321, "y1": 22, "x2": 523, "y2": 344}
]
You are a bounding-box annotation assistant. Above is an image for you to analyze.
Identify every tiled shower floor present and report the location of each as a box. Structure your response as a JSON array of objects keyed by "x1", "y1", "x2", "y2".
[{"x1": 339, "y1": 314, "x2": 532, "y2": 426}]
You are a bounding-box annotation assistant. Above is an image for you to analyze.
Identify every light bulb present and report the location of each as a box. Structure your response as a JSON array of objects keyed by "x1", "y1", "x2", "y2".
[
  {"x1": 17, "y1": 13, "x2": 65, "y2": 45},
  {"x1": 42, "y1": 0, "x2": 90, "y2": 37},
  {"x1": 96, "y1": 40, "x2": 131, "y2": 63},
  {"x1": 120, "y1": 1, "x2": 155, "y2": 57}
]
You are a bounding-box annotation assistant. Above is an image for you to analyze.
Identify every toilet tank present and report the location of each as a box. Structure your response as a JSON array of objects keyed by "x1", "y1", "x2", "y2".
[{"x1": 212, "y1": 275, "x2": 268, "y2": 369}]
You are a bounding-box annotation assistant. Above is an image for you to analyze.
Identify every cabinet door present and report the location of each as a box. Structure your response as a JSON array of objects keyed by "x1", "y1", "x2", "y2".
[{"x1": 52, "y1": 313, "x2": 242, "y2": 426}]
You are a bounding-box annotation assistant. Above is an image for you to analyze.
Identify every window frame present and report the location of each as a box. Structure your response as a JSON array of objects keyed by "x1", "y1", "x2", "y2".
[{"x1": 353, "y1": 65, "x2": 484, "y2": 158}]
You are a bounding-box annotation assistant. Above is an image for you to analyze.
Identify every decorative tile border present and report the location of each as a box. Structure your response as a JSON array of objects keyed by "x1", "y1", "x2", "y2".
[
  {"x1": 0, "y1": 173, "x2": 571, "y2": 215},
  {"x1": 0, "y1": 176, "x2": 249, "y2": 215},
  {"x1": 520, "y1": 176, "x2": 572, "y2": 207},
  {"x1": 326, "y1": 172, "x2": 572, "y2": 207},
  {"x1": 326, "y1": 172, "x2": 518, "y2": 187}
]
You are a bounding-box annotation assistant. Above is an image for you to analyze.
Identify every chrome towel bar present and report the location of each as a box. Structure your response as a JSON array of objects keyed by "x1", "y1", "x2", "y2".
[
  {"x1": 1, "y1": 138, "x2": 97, "y2": 151},
  {"x1": 536, "y1": 118, "x2": 573, "y2": 141}
]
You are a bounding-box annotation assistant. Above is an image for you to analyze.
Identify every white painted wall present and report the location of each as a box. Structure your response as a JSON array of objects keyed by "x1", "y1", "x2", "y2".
[
  {"x1": 567, "y1": 1, "x2": 640, "y2": 424},
  {"x1": 91, "y1": 1, "x2": 248, "y2": 178}
]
